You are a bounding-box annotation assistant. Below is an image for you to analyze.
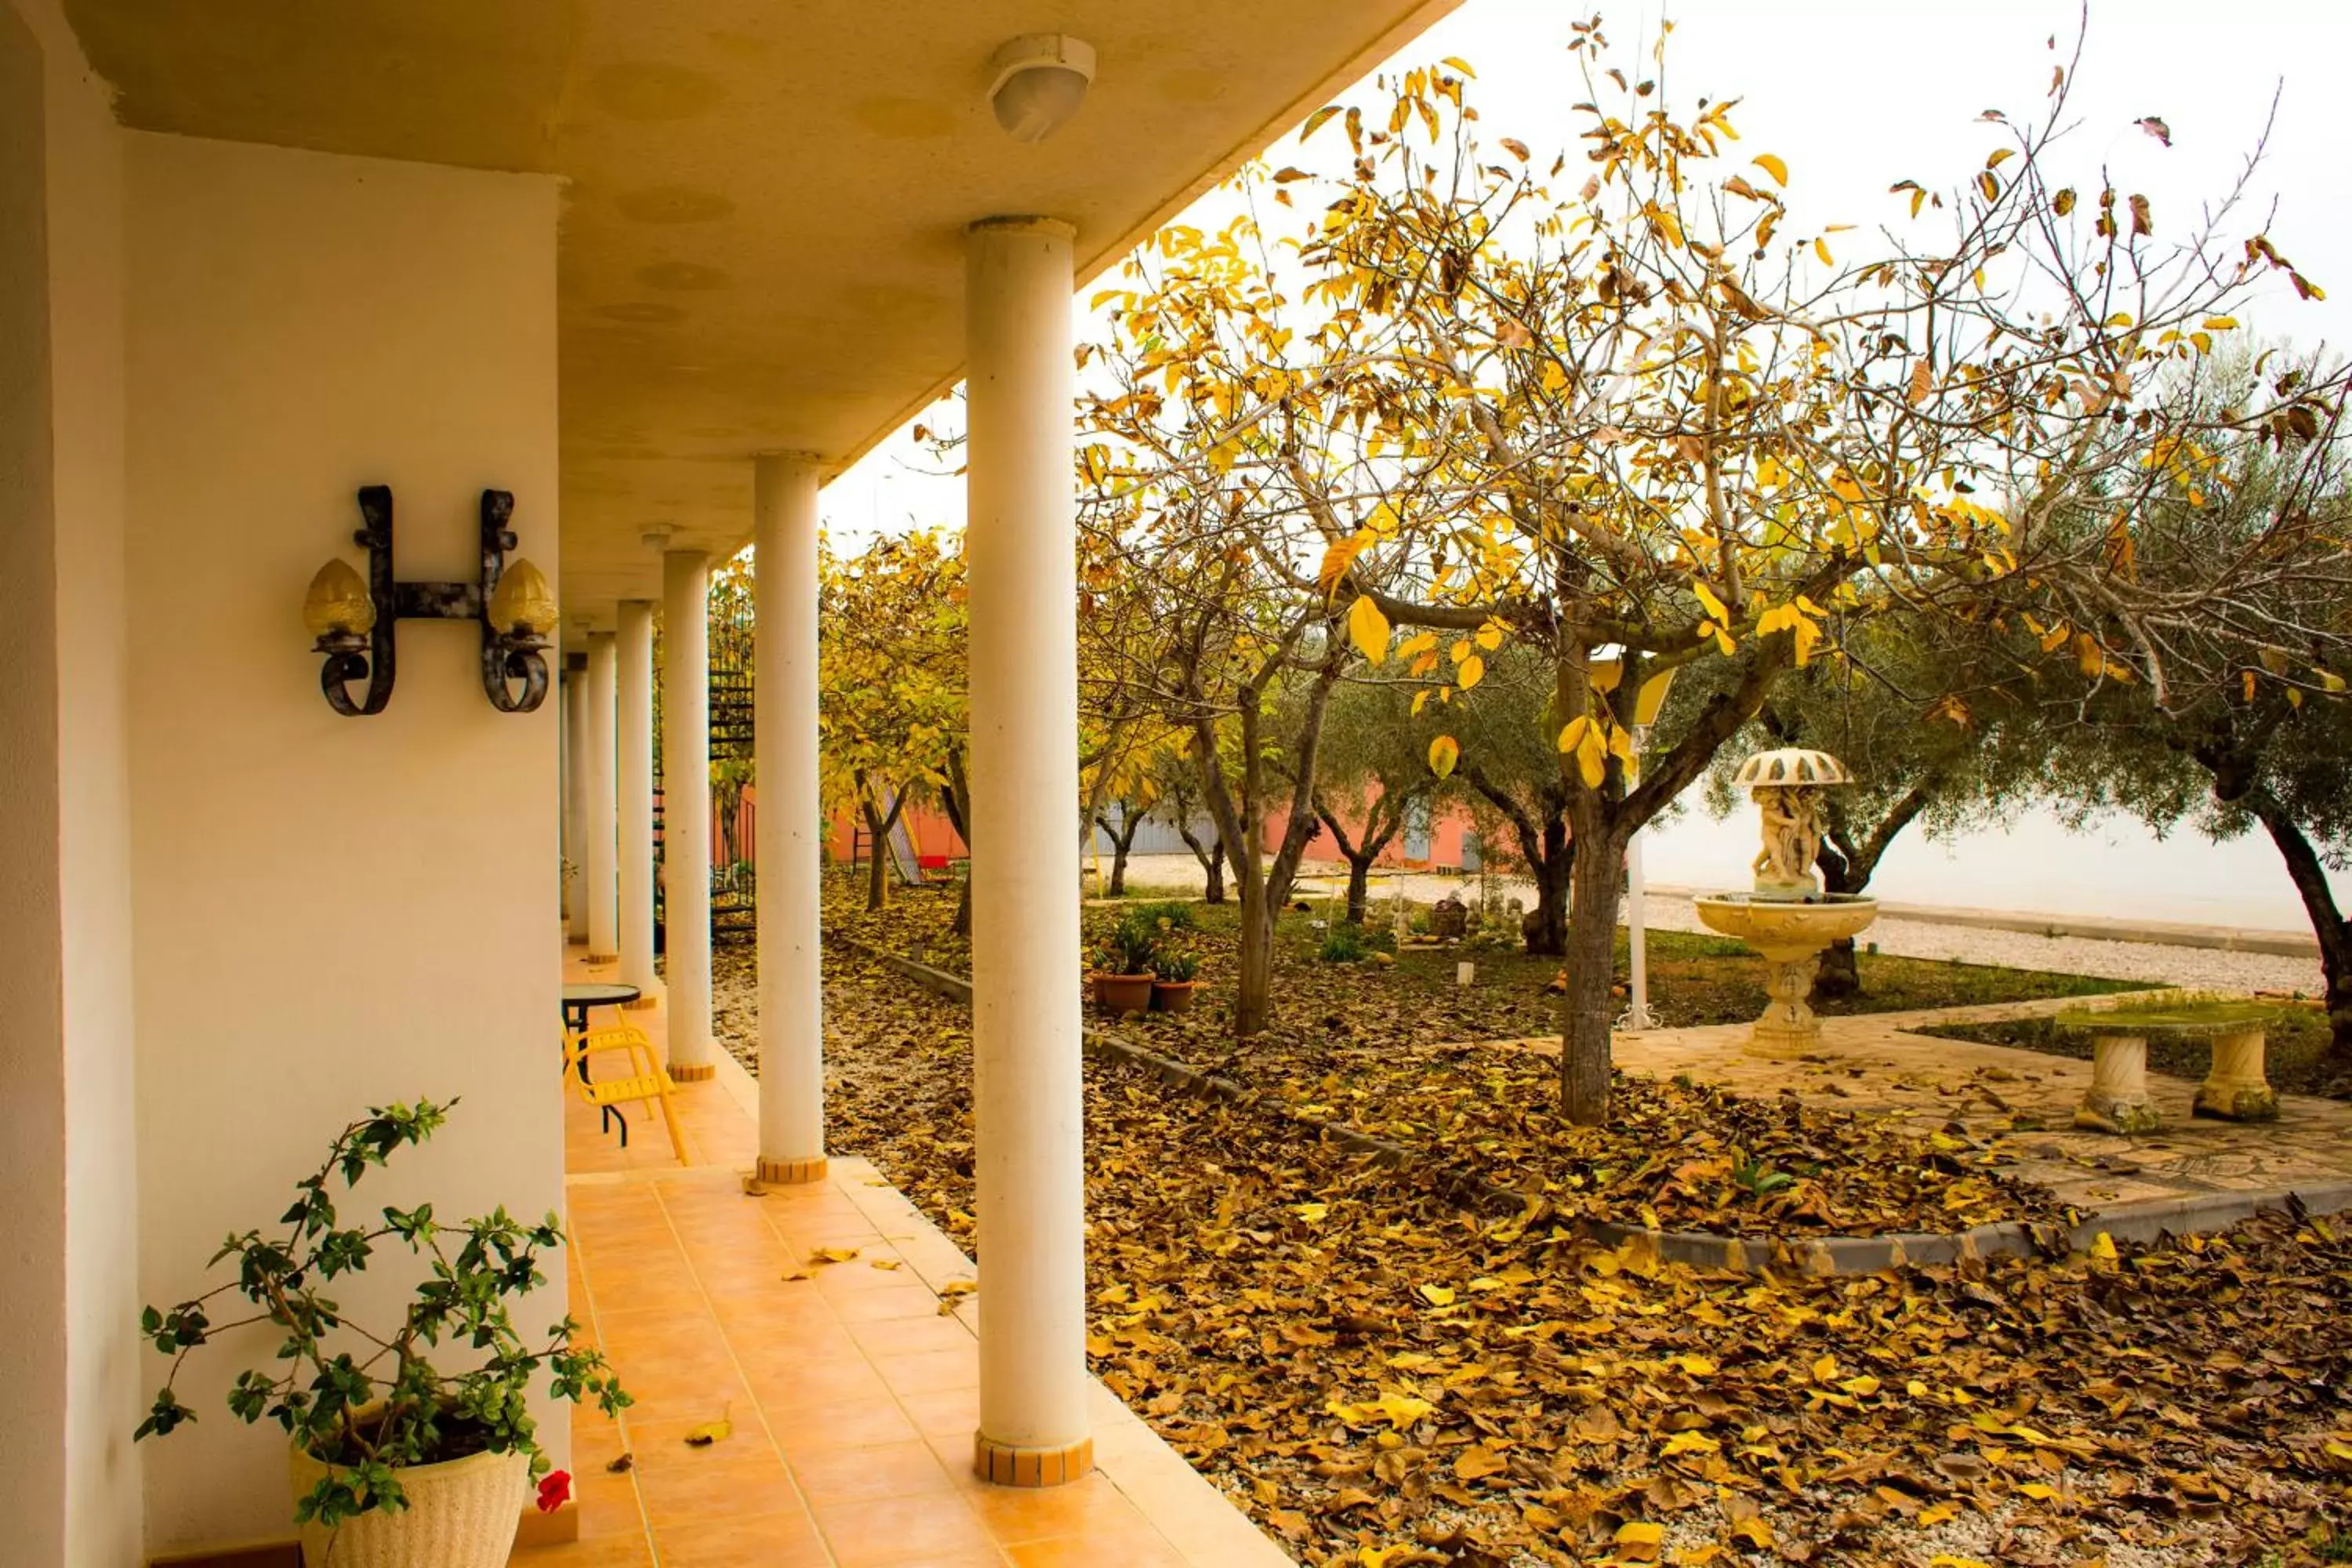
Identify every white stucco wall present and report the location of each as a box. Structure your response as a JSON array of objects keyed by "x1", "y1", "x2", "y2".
[
  {"x1": 122, "y1": 132, "x2": 565, "y2": 1555},
  {"x1": 0, "y1": 10, "x2": 70, "y2": 1564},
  {"x1": 2, "y1": 2, "x2": 143, "y2": 1562}
]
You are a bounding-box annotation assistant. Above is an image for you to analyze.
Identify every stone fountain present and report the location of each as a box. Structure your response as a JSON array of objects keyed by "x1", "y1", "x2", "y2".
[{"x1": 1692, "y1": 748, "x2": 1880, "y2": 1058}]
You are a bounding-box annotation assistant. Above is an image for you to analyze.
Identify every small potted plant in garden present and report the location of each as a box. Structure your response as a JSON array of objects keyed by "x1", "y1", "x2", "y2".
[
  {"x1": 1149, "y1": 942, "x2": 1202, "y2": 1012},
  {"x1": 1089, "y1": 914, "x2": 1158, "y2": 1014},
  {"x1": 136, "y1": 1099, "x2": 629, "y2": 1568}
]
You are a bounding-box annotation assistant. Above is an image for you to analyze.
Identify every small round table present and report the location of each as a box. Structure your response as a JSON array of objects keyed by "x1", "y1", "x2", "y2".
[{"x1": 562, "y1": 982, "x2": 641, "y2": 1136}]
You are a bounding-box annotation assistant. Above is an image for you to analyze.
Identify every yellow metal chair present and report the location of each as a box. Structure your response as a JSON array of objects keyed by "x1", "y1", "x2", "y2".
[{"x1": 564, "y1": 1025, "x2": 691, "y2": 1163}]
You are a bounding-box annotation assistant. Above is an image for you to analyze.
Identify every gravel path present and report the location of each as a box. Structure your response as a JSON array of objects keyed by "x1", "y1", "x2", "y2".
[{"x1": 1113, "y1": 852, "x2": 2327, "y2": 997}]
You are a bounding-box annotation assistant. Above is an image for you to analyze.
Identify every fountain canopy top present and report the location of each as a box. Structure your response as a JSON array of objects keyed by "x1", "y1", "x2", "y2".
[{"x1": 1734, "y1": 747, "x2": 1852, "y2": 790}]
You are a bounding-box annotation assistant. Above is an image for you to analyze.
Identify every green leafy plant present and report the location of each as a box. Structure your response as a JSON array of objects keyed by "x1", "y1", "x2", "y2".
[
  {"x1": 1129, "y1": 900, "x2": 1197, "y2": 933},
  {"x1": 1092, "y1": 913, "x2": 1160, "y2": 976},
  {"x1": 1730, "y1": 1153, "x2": 1796, "y2": 1200},
  {"x1": 135, "y1": 1100, "x2": 628, "y2": 1529},
  {"x1": 1319, "y1": 924, "x2": 1372, "y2": 964},
  {"x1": 1152, "y1": 944, "x2": 1202, "y2": 983}
]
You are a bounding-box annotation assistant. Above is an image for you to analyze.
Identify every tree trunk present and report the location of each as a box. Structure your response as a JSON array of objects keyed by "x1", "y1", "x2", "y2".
[
  {"x1": 1235, "y1": 877, "x2": 1274, "y2": 1038},
  {"x1": 858, "y1": 788, "x2": 906, "y2": 913},
  {"x1": 1523, "y1": 820, "x2": 1571, "y2": 957},
  {"x1": 1812, "y1": 837, "x2": 1863, "y2": 1001},
  {"x1": 942, "y1": 750, "x2": 973, "y2": 938},
  {"x1": 1560, "y1": 829, "x2": 1624, "y2": 1126},
  {"x1": 1099, "y1": 805, "x2": 1144, "y2": 897},
  {"x1": 1176, "y1": 818, "x2": 1226, "y2": 903},
  {"x1": 1345, "y1": 855, "x2": 1372, "y2": 925},
  {"x1": 2246, "y1": 789, "x2": 2352, "y2": 1065}
]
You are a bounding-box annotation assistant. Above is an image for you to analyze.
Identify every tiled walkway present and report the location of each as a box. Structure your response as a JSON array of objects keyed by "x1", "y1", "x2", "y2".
[{"x1": 520, "y1": 949, "x2": 1287, "y2": 1568}]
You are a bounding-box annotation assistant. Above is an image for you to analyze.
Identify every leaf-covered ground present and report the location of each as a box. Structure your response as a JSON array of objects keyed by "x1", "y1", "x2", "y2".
[
  {"x1": 1921, "y1": 1013, "x2": 2352, "y2": 1104},
  {"x1": 710, "y1": 920, "x2": 2352, "y2": 1566},
  {"x1": 808, "y1": 887, "x2": 2082, "y2": 1238},
  {"x1": 825, "y1": 880, "x2": 2132, "y2": 1046}
]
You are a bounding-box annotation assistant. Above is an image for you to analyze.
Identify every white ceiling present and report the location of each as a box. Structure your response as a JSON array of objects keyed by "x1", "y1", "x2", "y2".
[{"x1": 65, "y1": 0, "x2": 1460, "y2": 627}]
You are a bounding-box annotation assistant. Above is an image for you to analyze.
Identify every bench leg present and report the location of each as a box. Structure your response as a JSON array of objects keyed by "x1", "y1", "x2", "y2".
[
  {"x1": 2075, "y1": 1033, "x2": 2163, "y2": 1134},
  {"x1": 2196, "y1": 1027, "x2": 2279, "y2": 1120}
]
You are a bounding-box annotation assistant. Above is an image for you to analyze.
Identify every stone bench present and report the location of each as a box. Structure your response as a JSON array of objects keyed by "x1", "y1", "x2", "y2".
[{"x1": 2055, "y1": 995, "x2": 2282, "y2": 1134}]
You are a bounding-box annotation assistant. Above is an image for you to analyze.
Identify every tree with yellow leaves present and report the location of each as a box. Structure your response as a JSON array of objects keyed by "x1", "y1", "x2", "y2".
[
  {"x1": 817, "y1": 529, "x2": 967, "y2": 911},
  {"x1": 1287, "y1": 23, "x2": 2334, "y2": 1120}
]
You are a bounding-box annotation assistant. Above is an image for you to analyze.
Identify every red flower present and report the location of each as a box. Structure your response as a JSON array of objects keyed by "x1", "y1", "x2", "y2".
[{"x1": 536, "y1": 1470, "x2": 572, "y2": 1513}]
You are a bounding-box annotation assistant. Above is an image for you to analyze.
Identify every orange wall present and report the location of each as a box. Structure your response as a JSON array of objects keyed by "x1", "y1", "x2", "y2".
[{"x1": 1262, "y1": 796, "x2": 1479, "y2": 869}]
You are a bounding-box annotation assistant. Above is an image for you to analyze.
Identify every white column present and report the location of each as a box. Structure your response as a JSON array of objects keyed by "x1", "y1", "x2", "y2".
[
  {"x1": 585, "y1": 633, "x2": 619, "y2": 963},
  {"x1": 563, "y1": 657, "x2": 588, "y2": 944},
  {"x1": 617, "y1": 600, "x2": 659, "y2": 1001},
  {"x1": 662, "y1": 550, "x2": 716, "y2": 1080},
  {"x1": 753, "y1": 455, "x2": 826, "y2": 1183},
  {"x1": 965, "y1": 216, "x2": 1089, "y2": 1486}
]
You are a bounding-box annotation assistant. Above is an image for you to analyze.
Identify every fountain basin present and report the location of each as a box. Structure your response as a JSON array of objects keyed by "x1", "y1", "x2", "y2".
[
  {"x1": 1693, "y1": 892, "x2": 1880, "y2": 956},
  {"x1": 1692, "y1": 892, "x2": 1880, "y2": 1058}
]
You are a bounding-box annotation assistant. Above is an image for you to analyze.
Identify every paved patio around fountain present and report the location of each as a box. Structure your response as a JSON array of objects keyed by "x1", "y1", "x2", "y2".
[{"x1": 1454, "y1": 993, "x2": 2352, "y2": 1214}]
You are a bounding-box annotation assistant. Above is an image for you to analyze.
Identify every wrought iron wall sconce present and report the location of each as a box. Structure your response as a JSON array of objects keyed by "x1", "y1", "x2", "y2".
[{"x1": 303, "y1": 485, "x2": 559, "y2": 717}]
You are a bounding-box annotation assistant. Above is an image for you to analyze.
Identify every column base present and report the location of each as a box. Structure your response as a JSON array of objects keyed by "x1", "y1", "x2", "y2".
[
  {"x1": 973, "y1": 1432, "x2": 1092, "y2": 1489},
  {"x1": 669, "y1": 1061, "x2": 715, "y2": 1083},
  {"x1": 2195, "y1": 1028, "x2": 2278, "y2": 1120},
  {"x1": 756, "y1": 1155, "x2": 827, "y2": 1185},
  {"x1": 586, "y1": 952, "x2": 619, "y2": 966}
]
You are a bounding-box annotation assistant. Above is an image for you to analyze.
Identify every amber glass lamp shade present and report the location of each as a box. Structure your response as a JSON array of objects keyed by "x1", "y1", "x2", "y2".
[
  {"x1": 488, "y1": 557, "x2": 559, "y2": 637},
  {"x1": 303, "y1": 558, "x2": 376, "y2": 639}
]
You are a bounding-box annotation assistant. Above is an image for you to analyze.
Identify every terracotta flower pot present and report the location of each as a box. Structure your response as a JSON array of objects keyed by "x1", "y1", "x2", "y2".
[
  {"x1": 1150, "y1": 980, "x2": 1200, "y2": 1014},
  {"x1": 1091, "y1": 972, "x2": 1154, "y2": 1014},
  {"x1": 288, "y1": 1441, "x2": 531, "y2": 1568}
]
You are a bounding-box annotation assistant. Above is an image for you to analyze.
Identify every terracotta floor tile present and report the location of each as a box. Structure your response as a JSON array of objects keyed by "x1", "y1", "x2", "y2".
[
  {"x1": 869, "y1": 1346, "x2": 981, "y2": 1396},
  {"x1": 788, "y1": 1436, "x2": 961, "y2": 1509},
  {"x1": 566, "y1": 1467, "x2": 646, "y2": 1541},
  {"x1": 844, "y1": 1312, "x2": 975, "y2": 1360},
  {"x1": 812, "y1": 1491, "x2": 1001, "y2": 1568},
  {"x1": 508, "y1": 1535, "x2": 655, "y2": 1566},
  {"x1": 956, "y1": 1474, "x2": 1154, "y2": 1545},
  {"x1": 627, "y1": 1432, "x2": 807, "y2": 1524},
  {"x1": 891, "y1": 1385, "x2": 981, "y2": 1441},
  {"x1": 651, "y1": 1507, "x2": 833, "y2": 1568},
  {"x1": 742, "y1": 1351, "x2": 895, "y2": 1410},
  {"x1": 1004, "y1": 1527, "x2": 1185, "y2": 1567},
  {"x1": 768, "y1": 1394, "x2": 923, "y2": 1456},
  {"x1": 606, "y1": 1365, "x2": 752, "y2": 1424},
  {"x1": 829, "y1": 1283, "x2": 951, "y2": 1325}
]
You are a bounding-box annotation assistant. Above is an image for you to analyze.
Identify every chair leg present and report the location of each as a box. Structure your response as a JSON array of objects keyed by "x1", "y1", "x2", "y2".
[{"x1": 655, "y1": 1089, "x2": 691, "y2": 1164}]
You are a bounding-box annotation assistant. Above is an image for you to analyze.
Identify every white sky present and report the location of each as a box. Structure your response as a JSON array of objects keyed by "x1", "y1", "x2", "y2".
[
  {"x1": 824, "y1": 0, "x2": 2348, "y2": 550},
  {"x1": 813, "y1": 0, "x2": 2352, "y2": 930}
]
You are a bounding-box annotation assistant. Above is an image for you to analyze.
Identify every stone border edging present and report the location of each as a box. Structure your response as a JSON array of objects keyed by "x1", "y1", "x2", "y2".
[{"x1": 830, "y1": 935, "x2": 2352, "y2": 1274}]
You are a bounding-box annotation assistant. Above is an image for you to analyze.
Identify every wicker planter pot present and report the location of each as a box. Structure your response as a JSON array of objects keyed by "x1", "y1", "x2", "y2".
[
  {"x1": 1149, "y1": 980, "x2": 1200, "y2": 1014},
  {"x1": 1091, "y1": 972, "x2": 1154, "y2": 1014},
  {"x1": 288, "y1": 1442, "x2": 530, "y2": 1568}
]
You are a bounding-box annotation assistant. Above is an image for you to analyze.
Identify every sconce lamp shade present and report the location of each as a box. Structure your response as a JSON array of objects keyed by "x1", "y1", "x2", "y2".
[
  {"x1": 303, "y1": 558, "x2": 376, "y2": 639},
  {"x1": 488, "y1": 557, "x2": 559, "y2": 637}
]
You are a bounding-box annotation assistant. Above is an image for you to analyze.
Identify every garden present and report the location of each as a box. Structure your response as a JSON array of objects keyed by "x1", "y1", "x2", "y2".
[
  {"x1": 740, "y1": 14, "x2": 2352, "y2": 1564},
  {"x1": 703, "y1": 879, "x2": 2352, "y2": 1566}
]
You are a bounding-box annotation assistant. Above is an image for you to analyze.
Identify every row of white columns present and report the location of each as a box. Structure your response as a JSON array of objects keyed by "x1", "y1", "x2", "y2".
[
  {"x1": 557, "y1": 216, "x2": 1087, "y2": 1486},
  {"x1": 562, "y1": 564, "x2": 717, "y2": 1083}
]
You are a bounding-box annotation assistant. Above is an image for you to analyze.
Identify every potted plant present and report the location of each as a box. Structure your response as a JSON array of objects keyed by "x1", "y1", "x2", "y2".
[
  {"x1": 136, "y1": 1099, "x2": 629, "y2": 1568},
  {"x1": 1089, "y1": 914, "x2": 1158, "y2": 1014},
  {"x1": 1150, "y1": 944, "x2": 1202, "y2": 1012}
]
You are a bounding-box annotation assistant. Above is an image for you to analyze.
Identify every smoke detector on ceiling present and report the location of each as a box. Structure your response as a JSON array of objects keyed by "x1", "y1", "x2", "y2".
[
  {"x1": 641, "y1": 524, "x2": 674, "y2": 551},
  {"x1": 988, "y1": 34, "x2": 1095, "y2": 143}
]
